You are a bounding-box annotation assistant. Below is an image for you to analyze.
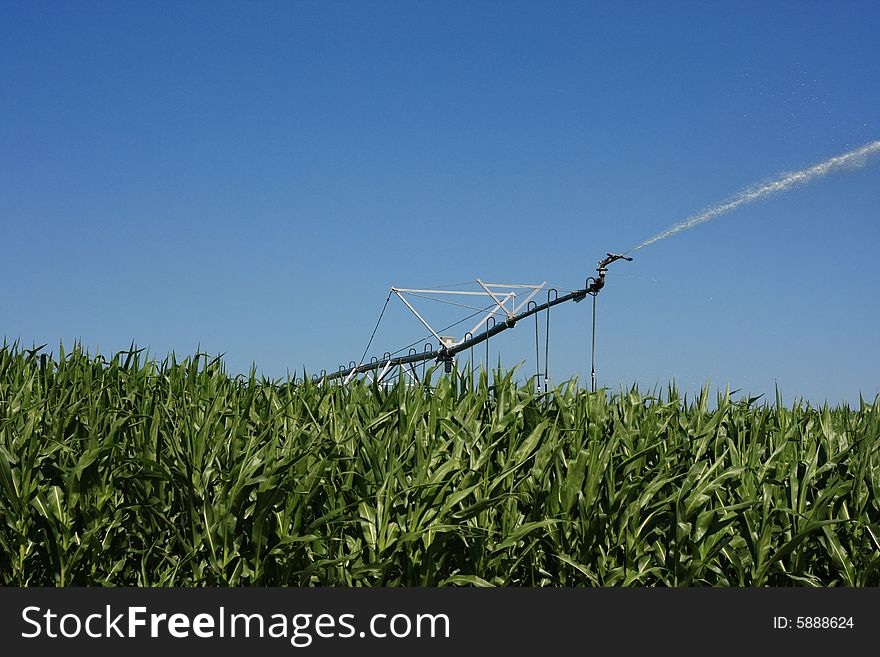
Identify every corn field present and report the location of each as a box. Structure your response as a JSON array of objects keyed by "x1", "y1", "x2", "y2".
[{"x1": 1, "y1": 343, "x2": 878, "y2": 586}]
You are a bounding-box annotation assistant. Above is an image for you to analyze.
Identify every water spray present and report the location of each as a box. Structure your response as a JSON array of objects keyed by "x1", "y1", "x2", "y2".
[{"x1": 627, "y1": 139, "x2": 880, "y2": 254}]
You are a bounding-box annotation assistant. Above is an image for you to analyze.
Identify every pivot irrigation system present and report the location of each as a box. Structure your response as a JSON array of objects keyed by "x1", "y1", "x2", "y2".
[
  {"x1": 320, "y1": 252, "x2": 632, "y2": 390},
  {"x1": 311, "y1": 141, "x2": 879, "y2": 389}
]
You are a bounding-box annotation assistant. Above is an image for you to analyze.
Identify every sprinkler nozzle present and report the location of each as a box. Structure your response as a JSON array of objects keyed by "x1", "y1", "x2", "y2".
[
  {"x1": 585, "y1": 252, "x2": 633, "y2": 296},
  {"x1": 597, "y1": 253, "x2": 632, "y2": 272},
  {"x1": 598, "y1": 253, "x2": 633, "y2": 268}
]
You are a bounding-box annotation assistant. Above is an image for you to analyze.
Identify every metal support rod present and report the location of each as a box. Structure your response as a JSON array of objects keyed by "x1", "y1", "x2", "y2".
[
  {"x1": 394, "y1": 291, "x2": 445, "y2": 344},
  {"x1": 476, "y1": 279, "x2": 512, "y2": 315},
  {"x1": 376, "y1": 358, "x2": 393, "y2": 384}
]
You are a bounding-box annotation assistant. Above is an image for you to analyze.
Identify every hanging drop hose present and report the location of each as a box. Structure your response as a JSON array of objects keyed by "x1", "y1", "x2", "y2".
[
  {"x1": 544, "y1": 304, "x2": 550, "y2": 395},
  {"x1": 531, "y1": 301, "x2": 540, "y2": 391},
  {"x1": 588, "y1": 254, "x2": 630, "y2": 392},
  {"x1": 591, "y1": 290, "x2": 597, "y2": 393},
  {"x1": 544, "y1": 289, "x2": 557, "y2": 395}
]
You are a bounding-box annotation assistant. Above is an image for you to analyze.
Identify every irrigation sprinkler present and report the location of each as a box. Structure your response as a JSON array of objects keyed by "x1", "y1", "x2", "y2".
[
  {"x1": 317, "y1": 141, "x2": 880, "y2": 388},
  {"x1": 320, "y1": 252, "x2": 632, "y2": 387}
]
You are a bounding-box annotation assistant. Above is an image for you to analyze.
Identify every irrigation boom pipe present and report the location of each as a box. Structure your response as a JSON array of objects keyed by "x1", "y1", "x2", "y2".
[{"x1": 322, "y1": 253, "x2": 631, "y2": 383}]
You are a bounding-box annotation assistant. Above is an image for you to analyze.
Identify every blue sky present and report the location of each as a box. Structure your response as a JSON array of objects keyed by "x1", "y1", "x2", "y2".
[{"x1": 2, "y1": 1, "x2": 878, "y2": 404}]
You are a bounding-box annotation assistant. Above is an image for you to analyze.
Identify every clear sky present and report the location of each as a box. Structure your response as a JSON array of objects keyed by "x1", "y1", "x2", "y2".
[{"x1": 2, "y1": 1, "x2": 878, "y2": 405}]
